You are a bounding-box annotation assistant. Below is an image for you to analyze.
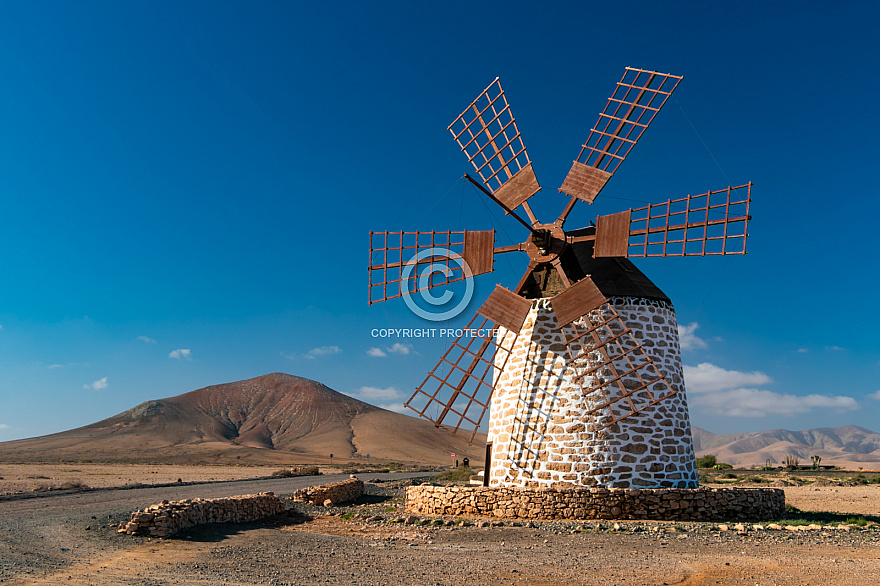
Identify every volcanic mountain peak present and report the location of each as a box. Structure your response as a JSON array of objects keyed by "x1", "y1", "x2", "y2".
[{"x1": 0, "y1": 373, "x2": 482, "y2": 465}]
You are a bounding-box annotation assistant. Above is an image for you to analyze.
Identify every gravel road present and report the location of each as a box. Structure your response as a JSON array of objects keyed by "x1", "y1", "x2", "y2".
[
  {"x1": 2, "y1": 475, "x2": 879, "y2": 586},
  {"x1": 0, "y1": 473, "x2": 427, "y2": 584}
]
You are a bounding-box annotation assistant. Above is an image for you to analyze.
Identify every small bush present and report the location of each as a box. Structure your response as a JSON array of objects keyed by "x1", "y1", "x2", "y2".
[
  {"x1": 695, "y1": 455, "x2": 717, "y2": 469},
  {"x1": 712, "y1": 463, "x2": 733, "y2": 470},
  {"x1": 436, "y1": 466, "x2": 473, "y2": 481}
]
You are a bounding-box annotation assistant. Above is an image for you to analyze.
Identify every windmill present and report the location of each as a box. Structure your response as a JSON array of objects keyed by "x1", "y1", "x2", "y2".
[{"x1": 369, "y1": 68, "x2": 751, "y2": 489}]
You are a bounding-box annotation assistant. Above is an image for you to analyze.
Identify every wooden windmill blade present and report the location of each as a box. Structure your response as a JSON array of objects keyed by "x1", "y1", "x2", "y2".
[
  {"x1": 560, "y1": 68, "x2": 683, "y2": 205},
  {"x1": 559, "y1": 306, "x2": 677, "y2": 431},
  {"x1": 549, "y1": 276, "x2": 676, "y2": 431},
  {"x1": 369, "y1": 229, "x2": 495, "y2": 304},
  {"x1": 404, "y1": 286, "x2": 530, "y2": 442},
  {"x1": 590, "y1": 182, "x2": 752, "y2": 258},
  {"x1": 449, "y1": 78, "x2": 541, "y2": 211}
]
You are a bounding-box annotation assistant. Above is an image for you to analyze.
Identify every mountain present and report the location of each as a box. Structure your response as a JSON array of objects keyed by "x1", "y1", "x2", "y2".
[
  {"x1": 0, "y1": 373, "x2": 484, "y2": 466},
  {"x1": 692, "y1": 425, "x2": 880, "y2": 468}
]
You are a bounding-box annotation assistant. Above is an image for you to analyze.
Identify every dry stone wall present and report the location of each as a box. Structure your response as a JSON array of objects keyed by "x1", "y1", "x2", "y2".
[
  {"x1": 119, "y1": 492, "x2": 284, "y2": 538},
  {"x1": 488, "y1": 297, "x2": 698, "y2": 489},
  {"x1": 406, "y1": 485, "x2": 785, "y2": 522},
  {"x1": 291, "y1": 476, "x2": 364, "y2": 506}
]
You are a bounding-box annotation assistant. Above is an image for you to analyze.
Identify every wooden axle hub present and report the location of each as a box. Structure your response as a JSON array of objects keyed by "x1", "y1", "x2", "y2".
[{"x1": 524, "y1": 224, "x2": 567, "y2": 263}]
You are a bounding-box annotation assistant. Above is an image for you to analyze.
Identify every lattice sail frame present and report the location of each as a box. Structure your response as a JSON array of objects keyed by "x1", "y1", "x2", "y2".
[
  {"x1": 559, "y1": 303, "x2": 677, "y2": 430},
  {"x1": 369, "y1": 230, "x2": 494, "y2": 305},
  {"x1": 404, "y1": 312, "x2": 519, "y2": 443},
  {"x1": 560, "y1": 68, "x2": 683, "y2": 204},
  {"x1": 448, "y1": 78, "x2": 540, "y2": 210},
  {"x1": 627, "y1": 183, "x2": 752, "y2": 257},
  {"x1": 576, "y1": 68, "x2": 682, "y2": 176}
]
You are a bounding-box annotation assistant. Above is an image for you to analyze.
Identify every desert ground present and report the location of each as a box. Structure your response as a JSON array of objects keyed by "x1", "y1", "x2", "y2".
[{"x1": 1, "y1": 465, "x2": 878, "y2": 585}]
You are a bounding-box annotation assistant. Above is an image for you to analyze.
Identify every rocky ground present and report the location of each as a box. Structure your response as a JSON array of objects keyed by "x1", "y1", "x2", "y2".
[{"x1": 1, "y1": 470, "x2": 879, "y2": 585}]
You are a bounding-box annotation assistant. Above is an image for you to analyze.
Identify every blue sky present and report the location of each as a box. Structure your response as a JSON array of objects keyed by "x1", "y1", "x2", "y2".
[{"x1": 1, "y1": 1, "x2": 879, "y2": 442}]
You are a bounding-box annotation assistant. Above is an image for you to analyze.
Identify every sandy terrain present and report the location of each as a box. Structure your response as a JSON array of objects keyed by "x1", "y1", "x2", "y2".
[
  {"x1": 779, "y1": 484, "x2": 880, "y2": 516},
  {"x1": 2, "y1": 469, "x2": 878, "y2": 585},
  {"x1": 0, "y1": 463, "x2": 296, "y2": 496}
]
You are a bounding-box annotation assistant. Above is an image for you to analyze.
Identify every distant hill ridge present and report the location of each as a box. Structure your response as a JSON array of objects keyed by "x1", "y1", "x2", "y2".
[
  {"x1": 692, "y1": 425, "x2": 880, "y2": 467},
  {"x1": 0, "y1": 373, "x2": 483, "y2": 465}
]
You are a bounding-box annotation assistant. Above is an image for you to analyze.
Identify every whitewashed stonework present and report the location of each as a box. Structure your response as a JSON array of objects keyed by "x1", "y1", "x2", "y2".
[{"x1": 486, "y1": 297, "x2": 698, "y2": 489}]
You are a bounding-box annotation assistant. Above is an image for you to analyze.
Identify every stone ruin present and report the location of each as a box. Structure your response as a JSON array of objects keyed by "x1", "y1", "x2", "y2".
[
  {"x1": 119, "y1": 492, "x2": 284, "y2": 538},
  {"x1": 290, "y1": 475, "x2": 364, "y2": 506}
]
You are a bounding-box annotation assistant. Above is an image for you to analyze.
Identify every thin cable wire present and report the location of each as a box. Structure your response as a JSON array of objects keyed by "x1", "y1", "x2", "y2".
[{"x1": 674, "y1": 95, "x2": 733, "y2": 187}]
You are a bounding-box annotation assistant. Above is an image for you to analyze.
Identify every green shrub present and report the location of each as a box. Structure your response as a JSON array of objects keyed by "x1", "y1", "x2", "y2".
[
  {"x1": 695, "y1": 455, "x2": 717, "y2": 469},
  {"x1": 436, "y1": 466, "x2": 473, "y2": 481}
]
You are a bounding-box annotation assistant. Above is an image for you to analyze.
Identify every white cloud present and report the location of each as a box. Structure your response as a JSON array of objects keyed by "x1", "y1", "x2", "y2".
[
  {"x1": 797, "y1": 348, "x2": 809, "y2": 353},
  {"x1": 678, "y1": 322, "x2": 707, "y2": 351},
  {"x1": 868, "y1": 390, "x2": 880, "y2": 401},
  {"x1": 367, "y1": 343, "x2": 412, "y2": 358},
  {"x1": 356, "y1": 386, "x2": 403, "y2": 401},
  {"x1": 691, "y1": 387, "x2": 859, "y2": 418},
  {"x1": 83, "y1": 376, "x2": 109, "y2": 391},
  {"x1": 305, "y1": 346, "x2": 341, "y2": 359},
  {"x1": 386, "y1": 343, "x2": 412, "y2": 355},
  {"x1": 825, "y1": 345, "x2": 845, "y2": 351},
  {"x1": 138, "y1": 336, "x2": 157, "y2": 344},
  {"x1": 169, "y1": 348, "x2": 192, "y2": 360},
  {"x1": 683, "y1": 362, "x2": 772, "y2": 393},
  {"x1": 684, "y1": 361, "x2": 857, "y2": 418},
  {"x1": 0, "y1": 424, "x2": 9, "y2": 429},
  {"x1": 351, "y1": 386, "x2": 410, "y2": 413},
  {"x1": 47, "y1": 364, "x2": 63, "y2": 369}
]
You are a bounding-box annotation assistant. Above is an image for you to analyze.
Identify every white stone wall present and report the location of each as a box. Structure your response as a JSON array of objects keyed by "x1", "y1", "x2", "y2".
[{"x1": 486, "y1": 297, "x2": 698, "y2": 489}]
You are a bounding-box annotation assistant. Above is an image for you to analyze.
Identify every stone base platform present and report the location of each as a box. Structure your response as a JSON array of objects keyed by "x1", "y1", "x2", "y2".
[{"x1": 406, "y1": 485, "x2": 785, "y2": 522}]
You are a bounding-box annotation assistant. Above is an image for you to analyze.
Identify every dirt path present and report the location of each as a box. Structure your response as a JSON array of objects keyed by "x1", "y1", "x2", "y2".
[{"x1": 9, "y1": 515, "x2": 880, "y2": 586}]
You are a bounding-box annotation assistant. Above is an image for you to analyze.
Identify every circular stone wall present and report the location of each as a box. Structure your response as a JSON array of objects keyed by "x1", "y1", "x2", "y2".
[{"x1": 406, "y1": 485, "x2": 785, "y2": 522}]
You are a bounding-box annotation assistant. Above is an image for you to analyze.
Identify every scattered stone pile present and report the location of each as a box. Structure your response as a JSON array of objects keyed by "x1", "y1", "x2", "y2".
[
  {"x1": 119, "y1": 492, "x2": 284, "y2": 538},
  {"x1": 407, "y1": 485, "x2": 785, "y2": 521},
  {"x1": 291, "y1": 475, "x2": 364, "y2": 506}
]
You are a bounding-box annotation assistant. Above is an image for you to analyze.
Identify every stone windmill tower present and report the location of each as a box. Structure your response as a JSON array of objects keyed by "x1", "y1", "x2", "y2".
[{"x1": 368, "y1": 69, "x2": 752, "y2": 490}]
